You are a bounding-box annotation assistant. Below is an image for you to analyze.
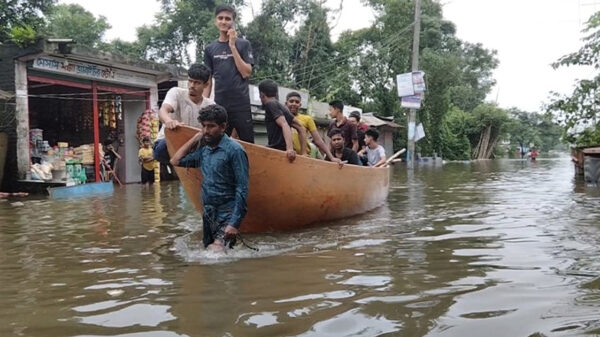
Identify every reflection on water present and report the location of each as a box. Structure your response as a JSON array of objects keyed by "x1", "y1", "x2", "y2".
[{"x1": 2, "y1": 157, "x2": 600, "y2": 336}]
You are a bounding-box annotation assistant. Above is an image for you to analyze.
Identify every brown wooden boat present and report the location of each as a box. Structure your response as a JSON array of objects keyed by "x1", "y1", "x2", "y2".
[{"x1": 165, "y1": 125, "x2": 390, "y2": 233}]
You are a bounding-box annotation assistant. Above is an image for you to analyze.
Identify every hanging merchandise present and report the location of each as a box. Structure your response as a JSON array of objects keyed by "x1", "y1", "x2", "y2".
[
  {"x1": 109, "y1": 97, "x2": 117, "y2": 129},
  {"x1": 115, "y1": 96, "x2": 123, "y2": 121},
  {"x1": 103, "y1": 101, "x2": 110, "y2": 126},
  {"x1": 136, "y1": 109, "x2": 152, "y2": 142}
]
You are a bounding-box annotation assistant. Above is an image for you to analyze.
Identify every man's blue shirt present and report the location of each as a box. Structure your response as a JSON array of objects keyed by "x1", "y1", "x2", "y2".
[{"x1": 178, "y1": 134, "x2": 249, "y2": 228}]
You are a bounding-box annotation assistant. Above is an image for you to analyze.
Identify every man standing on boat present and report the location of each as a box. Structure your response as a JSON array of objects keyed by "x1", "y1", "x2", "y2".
[
  {"x1": 154, "y1": 64, "x2": 214, "y2": 163},
  {"x1": 258, "y1": 80, "x2": 308, "y2": 163},
  {"x1": 285, "y1": 91, "x2": 340, "y2": 164},
  {"x1": 327, "y1": 100, "x2": 358, "y2": 152},
  {"x1": 170, "y1": 104, "x2": 249, "y2": 252},
  {"x1": 203, "y1": 4, "x2": 255, "y2": 143}
]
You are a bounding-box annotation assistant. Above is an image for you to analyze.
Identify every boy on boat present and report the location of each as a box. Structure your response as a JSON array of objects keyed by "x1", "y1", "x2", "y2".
[
  {"x1": 258, "y1": 79, "x2": 308, "y2": 163},
  {"x1": 170, "y1": 104, "x2": 249, "y2": 252},
  {"x1": 154, "y1": 63, "x2": 214, "y2": 163},
  {"x1": 285, "y1": 91, "x2": 340, "y2": 164},
  {"x1": 326, "y1": 129, "x2": 360, "y2": 165},
  {"x1": 359, "y1": 129, "x2": 387, "y2": 167},
  {"x1": 203, "y1": 4, "x2": 255, "y2": 143},
  {"x1": 327, "y1": 100, "x2": 358, "y2": 152}
]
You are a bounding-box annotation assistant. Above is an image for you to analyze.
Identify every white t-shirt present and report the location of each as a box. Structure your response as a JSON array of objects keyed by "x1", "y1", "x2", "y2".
[
  {"x1": 366, "y1": 145, "x2": 386, "y2": 166},
  {"x1": 156, "y1": 87, "x2": 215, "y2": 140}
]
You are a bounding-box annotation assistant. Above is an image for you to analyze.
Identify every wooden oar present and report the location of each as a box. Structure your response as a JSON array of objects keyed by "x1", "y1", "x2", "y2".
[{"x1": 376, "y1": 148, "x2": 406, "y2": 167}]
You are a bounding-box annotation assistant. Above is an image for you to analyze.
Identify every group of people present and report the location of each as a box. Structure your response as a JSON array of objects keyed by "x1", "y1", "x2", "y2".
[{"x1": 154, "y1": 5, "x2": 387, "y2": 251}]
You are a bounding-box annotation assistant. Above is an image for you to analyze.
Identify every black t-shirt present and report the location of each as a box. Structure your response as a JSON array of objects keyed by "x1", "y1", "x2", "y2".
[
  {"x1": 326, "y1": 147, "x2": 360, "y2": 165},
  {"x1": 204, "y1": 38, "x2": 255, "y2": 113},
  {"x1": 356, "y1": 129, "x2": 366, "y2": 150},
  {"x1": 327, "y1": 118, "x2": 358, "y2": 150},
  {"x1": 264, "y1": 100, "x2": 294, "y2": 151},
  {"x1": 103, "y1": 150, "x2": 116, "y2": 169}
]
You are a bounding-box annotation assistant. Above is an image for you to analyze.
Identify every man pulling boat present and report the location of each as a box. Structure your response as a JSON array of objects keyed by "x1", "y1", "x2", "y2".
[{"x1": 170, "y1": 104, "x2": 249, "y2": 252}]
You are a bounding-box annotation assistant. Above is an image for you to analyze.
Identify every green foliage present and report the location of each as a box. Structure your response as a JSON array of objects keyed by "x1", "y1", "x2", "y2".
[
  {"x1": 0, "y1": 0, "x2": 56, "y2": 43},
  {"x1": 245, "y1": 0, "x2": 299, "y2": 85},
  {"x1": 290, "y1": 2, "x2": 334, "y2": 99},
  {"x1": 440, "y1": 107, "x2": 472, "y2": 160},
  {"x1": 132, "y1": 0, "x2": 243, "y2": 65},
  {"x1": 10, "y1": 25, "x2": 37, "y2": 47},
  {"x1": 45, "y1": 4, "x2": 110, "y2": 47},
  {"x1": 506, "y1": 109, "x2": 563, "y2": 151},
  {"x1": 547, "y1": 11, "x2": 600, "y2": 146}
]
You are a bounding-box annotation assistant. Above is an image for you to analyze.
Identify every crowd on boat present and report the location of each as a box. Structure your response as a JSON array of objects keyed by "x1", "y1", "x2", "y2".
[{"x1": 152, "y1": 4, "x2": 388, "y2": 251}]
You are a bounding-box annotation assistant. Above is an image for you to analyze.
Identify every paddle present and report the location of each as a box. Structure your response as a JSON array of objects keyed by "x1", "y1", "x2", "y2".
[{"x1": 376, "y1": 148, "x2": 406, "y2": 167}]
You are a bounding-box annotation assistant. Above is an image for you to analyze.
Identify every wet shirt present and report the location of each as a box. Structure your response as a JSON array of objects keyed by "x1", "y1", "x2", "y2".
[
  {"x1": 327, "y1": 117, "x2": 358, "y2": 150},
  {"x1": 264, "y1": 100, "x2": 294, "y2": 151},
  {"x1": 177, "y1": 135, "x2": 249, "y2": 228},
  {"x1": 204, "y1": 39, "x2": 254, "y2": 113}
]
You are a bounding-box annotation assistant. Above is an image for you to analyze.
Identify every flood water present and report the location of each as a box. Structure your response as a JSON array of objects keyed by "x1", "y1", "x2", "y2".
[{"x1": 2, "y1": 157, "x2": 600, "y2": 337}]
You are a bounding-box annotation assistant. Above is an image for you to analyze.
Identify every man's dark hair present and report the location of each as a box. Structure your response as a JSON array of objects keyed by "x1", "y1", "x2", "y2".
[
  {"x1": 258, "y1": 79, "x2": 278, "y2": 98},
  {"x1": 365, "y1": 128, "x2": 379, "y2": 141},
  {"x1": 103, "y1": 138, "x2": 114, "y2": 146},
  {"x1": 188, "y1": 63, "x2": 211, "y2": 82},
  {"x1": 198, "y1": 104, "x2": 228, "y2": 125},
  {"x1": 349, "y1": 111, "x2": 361, "y2": 121},
  {"x1": 329, "y1": 100, "x2": 344, "y2": 112},
  {"x1": 215, "y1": 4, "x2": 236, "y2": 19},
  {"x1": 329, "y1": 128, "x2": 344, "y2": 138},
  {"x1": 286, "y1": 91, "x2": 301, "y2": 101},
  {"x1": 142, "y1": 137, "x2": 151, "y2": 142}
]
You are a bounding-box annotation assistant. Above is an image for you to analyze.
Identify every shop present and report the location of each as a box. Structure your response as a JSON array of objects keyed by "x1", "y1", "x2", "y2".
[{"x1": 1, "y1": 40, "x2": 185, "y2": 186}]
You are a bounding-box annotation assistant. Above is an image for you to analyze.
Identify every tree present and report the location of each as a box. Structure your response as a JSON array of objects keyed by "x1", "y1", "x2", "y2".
[
  {"x1": 45, "y1": 4, "x2": 110, "y2": 47},
  {"x1": 468, "y1": 104, "x2": 510, "y2": 159},
  {"x1": 245, "y1": 0, "x2": 300, "y2": 85},
  {"x1": 1, "y1": 0, "x2": 56, "y2": 44},
  {"x1": 290, "y1": 1, "x2": 334, "y2": 99},
  {"x1": 132, "y1": 0, "x2": 243, "y2": 65},
  {"x1": 547, "y1": 11, "x2": 600, "y2": 146}
]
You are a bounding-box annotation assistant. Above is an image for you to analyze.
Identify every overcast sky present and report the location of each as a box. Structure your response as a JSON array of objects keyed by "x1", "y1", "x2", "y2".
[{"x1": 60, "y1": 0, "x2": 599, "y2": 113}]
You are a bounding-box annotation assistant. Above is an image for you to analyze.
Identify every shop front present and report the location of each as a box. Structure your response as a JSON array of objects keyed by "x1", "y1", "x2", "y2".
[{"x1": 7, "y1": 42, "x2": 185, "y2": 186}]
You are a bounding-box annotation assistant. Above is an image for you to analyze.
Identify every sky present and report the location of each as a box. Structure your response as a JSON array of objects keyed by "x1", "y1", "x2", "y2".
[{"x1": 59, "y1": 0, "x2": 600, "y2": 113}]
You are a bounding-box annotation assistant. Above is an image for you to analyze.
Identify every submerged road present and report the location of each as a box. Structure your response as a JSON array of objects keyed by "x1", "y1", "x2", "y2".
[{"x1": 1, "y1": 156, "x2": 600, "y2": 336}]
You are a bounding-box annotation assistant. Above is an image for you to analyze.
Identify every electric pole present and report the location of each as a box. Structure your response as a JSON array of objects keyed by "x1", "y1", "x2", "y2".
[{"x1": 407, "y1": 0, "x2": 421, "y2": 169}]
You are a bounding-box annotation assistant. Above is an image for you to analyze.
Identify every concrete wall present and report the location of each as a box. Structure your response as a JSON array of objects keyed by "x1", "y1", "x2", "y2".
[{"x1": 123, "y1": 100, "x2": 146, "y2": 183}]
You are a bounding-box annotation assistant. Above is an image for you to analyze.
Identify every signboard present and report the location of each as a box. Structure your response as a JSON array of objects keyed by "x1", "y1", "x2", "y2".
[
  {"x1": 412, "y1": 71, "x2": 426, "y2": 93},
  {"x1": 401, "y1": 93, "x2": 423, "y2": 109},
  {"x1": 32, "y1": 56, "x2": 156, "y2": 88},
  {"x1": 415, "y1": 123, "x2": 425, "y2": 141},
  {"x1": 396, "y1": 73, "x2": 414, "y2": 97},
  {"x1": 408, "y1": 122, "x2": 416, "y2": 140}
]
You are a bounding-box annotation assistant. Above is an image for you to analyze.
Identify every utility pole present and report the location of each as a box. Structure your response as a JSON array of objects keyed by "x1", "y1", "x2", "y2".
[{"x1": 407, "y1": 0, "x2": 421, "y2": 169}]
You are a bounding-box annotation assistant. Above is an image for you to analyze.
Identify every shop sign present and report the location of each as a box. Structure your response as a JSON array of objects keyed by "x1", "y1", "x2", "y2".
[{"x1": 32, "y1": 56, "x2": 155, "y2": 87}]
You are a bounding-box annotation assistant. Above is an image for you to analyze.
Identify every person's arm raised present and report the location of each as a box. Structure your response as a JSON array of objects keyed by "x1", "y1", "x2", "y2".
[
  {"x1": 228, "y1": 29, "x2": 252, "y2": 79},
  {"x1": 170, "y1": 131, "x2": 203, "y2": 167}
]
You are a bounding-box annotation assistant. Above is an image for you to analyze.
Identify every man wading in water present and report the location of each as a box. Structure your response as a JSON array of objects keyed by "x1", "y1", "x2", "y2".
[{"x1": 170, "y1": 104, "x2": 249, "y2": 252}]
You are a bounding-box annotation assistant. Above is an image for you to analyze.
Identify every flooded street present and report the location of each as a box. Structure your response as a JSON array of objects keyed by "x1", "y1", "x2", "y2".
[{"x1": 2, "y1": 157, "x2": 600, "y2": 337}]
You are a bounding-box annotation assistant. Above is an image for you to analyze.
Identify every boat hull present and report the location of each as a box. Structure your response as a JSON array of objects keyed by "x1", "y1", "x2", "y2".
[
  {"x1": 48, "y1": 181, "x2": 114, "y2": 199},
  {"x1": 166, "y1": 126, "x2": 390, "y2": 233}
]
